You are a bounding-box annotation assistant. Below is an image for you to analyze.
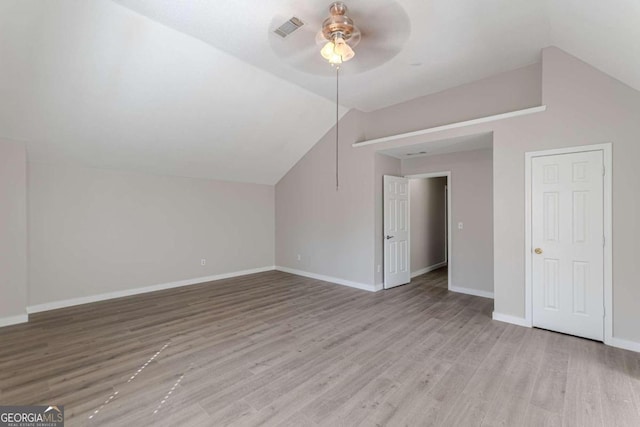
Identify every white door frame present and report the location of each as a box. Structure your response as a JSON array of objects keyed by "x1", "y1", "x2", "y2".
[
  {"x1": 444, "y1": 184, "x2": 448, "y2": 263},
  {"x1": 524, "y1": 143, "x2": 612, "y2": 345},
  {"x1": 404, "y1": 171, "x2": 453, "y2": 291}
]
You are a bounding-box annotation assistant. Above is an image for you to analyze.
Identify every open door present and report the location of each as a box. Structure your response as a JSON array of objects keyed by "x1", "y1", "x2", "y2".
[{"x1": 384, "y1": 175, "x2": 410, "y2": 289}]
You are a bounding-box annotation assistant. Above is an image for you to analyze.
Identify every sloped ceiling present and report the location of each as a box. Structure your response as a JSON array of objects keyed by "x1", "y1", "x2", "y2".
[
  {"x1": 1, "y1": 1, "x2": 638, "y2": 185},
  {"x1": 0, "y1": 0, "x2": 345, "y2": 185},
  {"x1": 111, "y1": 0, "x2": 549, "y2": 112},
  {"x1": 548, "y1": 0, "x2": 640, "y2": 94},
  {"x1": 110, "y1": 0, "x2": 640, "y2": 112}
]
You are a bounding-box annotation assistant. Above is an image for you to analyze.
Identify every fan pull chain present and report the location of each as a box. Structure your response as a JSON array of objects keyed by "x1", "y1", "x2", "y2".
[{"x1": 336, "y1": 65, "x2": 340, "y2": 191}]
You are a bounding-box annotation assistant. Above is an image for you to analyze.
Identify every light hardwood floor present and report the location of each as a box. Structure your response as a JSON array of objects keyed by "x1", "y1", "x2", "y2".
[{"x1": 1, "y1": 268, "x2": 639, "y2": 426}]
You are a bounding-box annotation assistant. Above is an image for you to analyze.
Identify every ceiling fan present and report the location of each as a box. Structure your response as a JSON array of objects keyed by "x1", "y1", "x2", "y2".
[
  {"x1": 317, "y1": 2, "x2": 359, "y2": 65},
  {"x1": 268, "y1": 0, "x2": 410, "y2": 76},
  {"x1": 268, "y1": 1, "x2": 410, "y2": 189}
]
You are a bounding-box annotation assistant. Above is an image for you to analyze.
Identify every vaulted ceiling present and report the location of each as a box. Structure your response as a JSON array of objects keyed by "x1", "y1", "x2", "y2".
[
  {"x1": 0, "y1": 0, "x2": 345, "y2": 185},
  {"x1": 1, "y1": 1, "x2": 638, "y2": 184}
]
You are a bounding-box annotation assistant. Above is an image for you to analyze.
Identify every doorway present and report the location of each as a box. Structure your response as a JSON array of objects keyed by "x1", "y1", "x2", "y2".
[
  {"x1": 409, "y1": 175, "x2": 449, "y2": 278},
  {"x1": 383, "y1": 172, "x2": 452, "y2": 290}
]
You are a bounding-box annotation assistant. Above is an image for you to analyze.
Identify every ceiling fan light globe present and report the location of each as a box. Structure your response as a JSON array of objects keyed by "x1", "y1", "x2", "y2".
[
  {"x1": 333, "y1": 36, "x2": 346, "y2": 53},
  {"x1": 342, "y1": 51, "x2": 355, "y2": 62},
  {"x1": 321, "y1": 41, "x2": 336, "y2": 60},
  {"x1": 321, "y1": 36, "x2": 354, "y2": 64},
  {"x1": 334, "y1": 40, "x2": 355, "y2": 61},
  {"x1": 320, "y1": 40, "x2": 345, "y2": 64}
]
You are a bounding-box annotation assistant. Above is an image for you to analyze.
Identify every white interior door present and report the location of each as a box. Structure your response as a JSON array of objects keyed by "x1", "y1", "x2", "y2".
[
  {"x1": 531, "y1": 150, "x2": 604, "y2": 341},
  {"x1": 384, "y1": 175, "x2": 410, "y2": 289}
]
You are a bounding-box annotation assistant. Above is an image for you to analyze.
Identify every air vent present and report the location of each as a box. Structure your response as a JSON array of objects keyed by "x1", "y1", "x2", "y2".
[
  {"x1": 274, "y1": 17, "x2": 304, "y2": 38},
  {"x1": 406, "y1": 151, "x2": 427, "y2": 156}
]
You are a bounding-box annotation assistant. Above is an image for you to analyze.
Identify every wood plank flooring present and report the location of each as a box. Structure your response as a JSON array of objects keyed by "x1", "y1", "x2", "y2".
[{"x1": 1, "y1": 268, "x2": 639, "y2": 426}]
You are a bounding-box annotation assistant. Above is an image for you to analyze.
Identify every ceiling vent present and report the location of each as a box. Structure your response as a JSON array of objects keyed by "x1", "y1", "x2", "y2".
[{"x1": 274, "y1": 17, "x2": 304, "y2": 38}]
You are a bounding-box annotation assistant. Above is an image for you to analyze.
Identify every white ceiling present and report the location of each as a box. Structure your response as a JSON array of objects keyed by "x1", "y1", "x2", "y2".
[
  {"x1": 0, "y1": 0, "x2": 345, "y2": 185},
  {"x1": 1, "y1": 1, "x2": 638, "y2": 185},
  {"x1": 111, "y1": 0, "x2": 640, "y2": 112},
  {"x1": 111, "y1": 0, "x2": 549, "y2": 112},
  {"x1": 548, "y1": 0, "x2": 640, "y2": 94},
  {"x1": 379, "y1": 132, "x2": 493, "y2": 160}
]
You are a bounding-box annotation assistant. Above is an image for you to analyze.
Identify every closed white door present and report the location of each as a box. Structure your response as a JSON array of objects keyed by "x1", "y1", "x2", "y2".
[
  {"x1": 531, "y1": 150, "x2": 604, "y2": 341},
  {"x1": 384, "y1": 175, "x2": 410, "y2": 289}
]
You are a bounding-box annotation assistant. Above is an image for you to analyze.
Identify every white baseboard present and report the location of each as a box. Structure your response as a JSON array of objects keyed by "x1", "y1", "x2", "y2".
[
  {"x1": 492, "y1": 312, "x2": 532, "y2": 327},
  {"x1": 0, "y1": 314, "x2": 29, "y2": 327},
  {"x1": 276, "y1": 266, "x2": 378, "y2": 292},
  {"x1": 411, "y1": 261, "x2": 448, "y2": 278},
  {"x1": 27, "y1": 266, "x2": 276, "y2": 314},
  {"x1": 609, "y1": 337, "x2": 640, "y2": 353},
  {"x1": 492, "y1": 313, "x2": 639, "y2": 353},
  {"x1": 450, "y1": 286, "x2": 494, "y2": 299}
]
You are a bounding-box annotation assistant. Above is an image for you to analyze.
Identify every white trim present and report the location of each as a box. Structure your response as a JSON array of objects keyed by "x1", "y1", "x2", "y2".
[
  {"x1": 405, "y1": 172, "x2": 453, "y2": 291},
  {"x1": 524, "y1": 143, "x2": 613, "y2": 340},
  {"x1": 411, "y1": 261, "x2": 448, "y2": 278},
  {"x1": 444, "y1": 184, "x2": 448, "y2": 263},
  {"x1": 276, "y1": 266, "x2": 379, "y2": 292},
  {"x1": 27, "y1": 266, "x2": 276, "y2": 314},
  {"x1": 609, "y1": 337, "x2": 640, "y2": 353},
  {"x1": 524, "y1": 150, "x2": 535, "y2": 328},
  {"x1": 602, "y1": 146, "x2": 613, "y2": 346},
  {"x1": 0, "y1": 314, "x2": 29, "y2": 328},
  {"x1": 353, "y1": 106, "x2": 547, "y2": 147},
  {"x1": 492, "y1": 312, "x2": 531, "y2": 327},
  {"x1": 450, "y1": 286, "x2": 494, "y2": 299}
]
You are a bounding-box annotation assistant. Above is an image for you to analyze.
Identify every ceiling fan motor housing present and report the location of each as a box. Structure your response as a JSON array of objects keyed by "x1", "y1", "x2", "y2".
[{"x1": 322, "y1": 2, "x2": 355, "y2": 41}]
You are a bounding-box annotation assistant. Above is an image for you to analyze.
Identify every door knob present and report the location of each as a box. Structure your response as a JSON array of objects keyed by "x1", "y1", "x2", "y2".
[
  {"x1": 534, "y1": 248, "x2": 543, "y2": 254},
  {"x1": 386, "y1": 235, "x2": 394, "y2": 240}
]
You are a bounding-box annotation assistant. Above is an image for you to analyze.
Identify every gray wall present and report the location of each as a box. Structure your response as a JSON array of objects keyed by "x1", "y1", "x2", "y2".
[
  {"x1": 363, "y1": 63, "x2": 542, "y2": 141},
  {"x1": 490, "y1": 47, "x2": 640, "y2": 341},
  {"x1": 275, "y1": 48, "x2": 640, "y2": 345},
  {"x1": 275, "y1": 110, "x2": 376, "y2": 286},
  {"x1": 404, "y1": 150, "x2": 493, "y2": 294},
  {"x1": 0, "y1": 139, "x2": 28, "y2": 322},
  {"x1": 394, "y1": 49, "x2": 640, "y2": 342},
  {"x1": 28, "y1": 163, "x2": 275, "y2": 306},
  {"x1": 409, "y1": 177, "x2": 447, "y2": 275},
  {"x1": 278, "y1": 65, "x2": 534, "y2": 291}
]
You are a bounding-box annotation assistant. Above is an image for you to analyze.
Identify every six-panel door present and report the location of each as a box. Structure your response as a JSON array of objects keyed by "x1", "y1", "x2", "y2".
[
  {"x1": 531, "y1": 150, "x2": 604, "y2": 341},
  {"x1": 384, "y1": 175, "x2": 410, "y2": 289}
]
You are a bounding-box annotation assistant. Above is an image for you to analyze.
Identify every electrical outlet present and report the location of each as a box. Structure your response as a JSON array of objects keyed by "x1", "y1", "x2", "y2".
[
  {"x1": 377, "y1": 265, "x2": 381, "y2": 273},
  {"x1": 200, "y1": 259, "x2": 206, "y2": 266},
  {"x1": 297, "y1": 254, "x2": 301, "y2": 261},
  {"x1": 458, "y1": 222, "x2": 464, "y2": 230}
]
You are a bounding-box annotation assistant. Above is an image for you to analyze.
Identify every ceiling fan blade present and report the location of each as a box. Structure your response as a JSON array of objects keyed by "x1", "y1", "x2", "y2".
[{"x1": 342, "y1": 47, "x2": 405, "y2": 74}]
